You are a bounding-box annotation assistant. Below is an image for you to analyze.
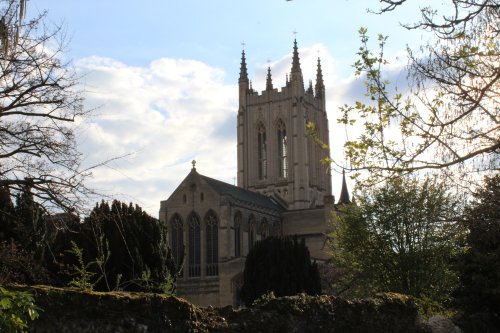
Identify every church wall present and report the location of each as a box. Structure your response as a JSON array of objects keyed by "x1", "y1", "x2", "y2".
[
  {"x1": 160, "y1": 170, "x2": 283, "y2": 307},
  {"x1": 282, "y1": 207, "x2": 333, "y2": 262},
  {"x1": 159, "y1": 173, "x2": 224, "y2": 306}
]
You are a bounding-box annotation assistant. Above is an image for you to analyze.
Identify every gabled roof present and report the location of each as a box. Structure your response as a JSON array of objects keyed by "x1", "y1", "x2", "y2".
[{"x1": 200, "y1": 175, "x2": 284, "y2": 212}]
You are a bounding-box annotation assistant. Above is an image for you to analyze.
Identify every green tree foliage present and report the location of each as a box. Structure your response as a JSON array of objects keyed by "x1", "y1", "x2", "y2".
[
  {"x1": 241, "y1": 236, "x2": 321, "y2": 306},
  {"x1": 330, "y1": 177, "x2": 462, "y2": 305},
  {"x1": 0, "y1": 286, "x2": 39, "y2": 333},
  {"x1": 338, "y1": 1, "x2": 498, "y2": 186},
  {"x1": 455, "y1": 175, "x2": 500, "y2": 331},
  {"x1": 66, "y1": 200, "x2": 179, "y2": 293}
]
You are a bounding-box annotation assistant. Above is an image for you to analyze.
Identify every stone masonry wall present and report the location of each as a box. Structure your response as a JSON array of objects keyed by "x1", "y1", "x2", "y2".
[{"x1": 11, "y1": 285, "x2": 431, "y2": 333}]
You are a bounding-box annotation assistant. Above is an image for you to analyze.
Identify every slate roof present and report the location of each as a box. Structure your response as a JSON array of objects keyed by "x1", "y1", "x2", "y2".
[{"x1": 200, "y1": 175, "x2": 284, "y2": 212}]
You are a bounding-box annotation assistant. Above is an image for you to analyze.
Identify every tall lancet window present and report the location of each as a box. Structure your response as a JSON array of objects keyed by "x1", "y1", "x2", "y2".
[
  {"x1": 205, "y1": 210, "x2": 219, "y2": 276},
  {"x1": 248, "y1": 215, "x2": 256, "y2": 251},
  {"x1": 170, "y1": 214, "x2": 184, "y2": 276},
  {"x1": 188, "y1": 212, "x2": 201, "y2": 277},
  {"x1": 257, "y1": 123, "x2": 267, "y2": 180},
  {"x1": 277, "y1": 120, "x2": 288, "y2": 178},
  {"x1": 234, "y1": 212, "x2": 242, "y2": 257}
]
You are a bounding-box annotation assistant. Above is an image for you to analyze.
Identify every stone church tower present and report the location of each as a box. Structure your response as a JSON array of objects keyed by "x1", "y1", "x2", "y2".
[
  {"x1": 160, "y1": 40, "x2": 348, "y2": 307},
  {"x1": 237, "y1": 39, "x2": 332, "y2": 210}
]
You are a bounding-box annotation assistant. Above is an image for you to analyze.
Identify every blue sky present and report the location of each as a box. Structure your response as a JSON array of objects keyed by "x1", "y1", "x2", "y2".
[
  {"x1": 26, "y1": 0, "x2": 429, "y2": 215},
  {"x1": 34, "y1": 0, "x2": 423, "y2": 78}
]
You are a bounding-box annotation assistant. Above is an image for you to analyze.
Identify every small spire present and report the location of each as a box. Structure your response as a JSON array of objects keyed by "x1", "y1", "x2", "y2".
[
  {"x1": 239, "y1": 49, "x2": 248, "y2": 83},
  {"x1": 249, "y1": 80, "x2": 253, "y2": 91},
  {"x1": 338, "y1": 169, "x2": 351, "y2": 204},
  {"x1": 266, "y1": 66, "x2": 273, "y2": 91},
  {"x1": 290, "y1": 38, "x2": 304, "y2": 88},
  {"x1": 291, "y1": 38, "x2": 301, "y2": 74},
  {"x1": 315, "y1": 57, "x2": 325, "y2": 98}
]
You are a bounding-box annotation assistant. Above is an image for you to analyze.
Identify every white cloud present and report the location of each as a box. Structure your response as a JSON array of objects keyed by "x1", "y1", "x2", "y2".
[{"x1": 75, "y1": 56, "x2": 237, "y2": 215}]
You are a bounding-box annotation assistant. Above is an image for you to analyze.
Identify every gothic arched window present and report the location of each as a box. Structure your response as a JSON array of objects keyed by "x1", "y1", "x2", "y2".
[
  {"x1": 205, "y1": 210, "x2": 219, "y2": 276},
  {"x1": 234, "y1": 212, "x2": 242, "y2": 257},
  {"x1": 170, "y1": 214, "x2": 184, "y2": 276},
  {"x1": 260, "y1": 218, "x2": 269, "y2": 239},
  {"x1": 188, "y1": 212, "x2": 201, "y2": 277},
  {"x1": 273, "y1": 222, "x2": 281, "y2": 237},
  {"x1": 248, "y1": 215, "x2": 256, "y2": 250},
  {"x1": 257, "y1": 123, "x2": 267, "y2": 180},
  {"x1": 277, "y1": 120, "x2": 288, "y2": 178}
]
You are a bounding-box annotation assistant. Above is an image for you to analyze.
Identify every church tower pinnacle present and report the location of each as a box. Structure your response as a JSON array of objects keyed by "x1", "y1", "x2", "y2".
[
  {"x1": 290, "y1": 39, "x2": 303, "y2": 86},
  {"x1": 291, "y1": 39, "x2": 300, "y2": 71},
  {"x1": 266, "y1": 66, "x2": 273, "y2": 91},
  {"x1": 238, "y1": 49, "x2": 249, "y2": 109},
  {"x1": 315, "y1": 57, "x2": 325, "y2": 99},
  {"x1": 239, "y1": 50, "x2": 248, "y2": 83}
]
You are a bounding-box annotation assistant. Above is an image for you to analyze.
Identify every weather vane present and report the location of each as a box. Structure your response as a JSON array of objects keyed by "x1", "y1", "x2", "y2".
[{"x1": 241, "y1": 41, "x2": 246, "y2": 50}]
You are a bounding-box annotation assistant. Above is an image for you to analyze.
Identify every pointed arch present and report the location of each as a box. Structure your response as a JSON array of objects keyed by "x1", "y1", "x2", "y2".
[
  {"x1": 205, "y1": 210, "x2": 219, "y2": 276},
  {"x1": 257, "y1": 122, "x2": 267, "y2": 180},
  {"x1": 169, "y1": 213, "x2": 184, "y2": 276},
  {"x1": 234, "y1": 211, "x2": 243, "y2": 257},
  {"x1": 260, "y1": 218, "x2": 269, "y2": 239},
  {"x1": 277, "y1": 119, "x2": 288, "y2": 178},
  {"x1": 248, "y1": 214, "x2": 256, "y2": 250},
  {"x1": 187, "y1": 212, "x2": 201, "y2": 277}
]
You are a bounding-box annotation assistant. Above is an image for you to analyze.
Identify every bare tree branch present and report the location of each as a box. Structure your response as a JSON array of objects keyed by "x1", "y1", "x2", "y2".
[
  {"x1": 335, "y1": 1, "x2": 499, "y2": 186},
  {"x1": 0, "y1": 0, "x2": 94, "y2": 213}
]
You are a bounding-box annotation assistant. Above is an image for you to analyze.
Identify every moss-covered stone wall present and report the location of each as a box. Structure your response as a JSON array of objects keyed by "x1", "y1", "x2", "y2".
[{"x1": 11, "y1": 285, "x2": 431, "y2": 333}]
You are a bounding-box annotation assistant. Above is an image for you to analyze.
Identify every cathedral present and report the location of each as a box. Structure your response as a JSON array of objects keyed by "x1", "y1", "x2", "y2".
[{"x1": 159, "y1": 40, "x2": 350, "y2": 307}]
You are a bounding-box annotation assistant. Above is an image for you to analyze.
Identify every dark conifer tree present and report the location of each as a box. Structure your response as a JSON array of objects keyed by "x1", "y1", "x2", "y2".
[
  {"x1": 241, "y1": 236, "x2": 321, "y2": 306},
  {"x1": 455, "y1": 175, "x2": 500, "y2": 332},
  {"x1": 0, "y1": 186, "x2": 15, "y2": 241},
  {"x1": 70, "y1": 200, "x2": 180, "y2": 292}
]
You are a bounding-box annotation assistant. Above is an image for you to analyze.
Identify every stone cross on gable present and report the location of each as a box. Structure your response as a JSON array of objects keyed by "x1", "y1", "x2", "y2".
[{"x1": 192, "y1": 160, "x2": 196, "y2": 170}]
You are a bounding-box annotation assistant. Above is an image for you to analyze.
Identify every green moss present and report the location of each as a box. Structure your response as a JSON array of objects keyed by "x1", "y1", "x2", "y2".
[{"x1": 8, "y1": 285, "x2": 431, "y2": 333}]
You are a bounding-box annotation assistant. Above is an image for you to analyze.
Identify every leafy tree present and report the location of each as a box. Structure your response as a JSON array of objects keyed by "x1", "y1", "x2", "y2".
[
  {"x1": 455, "y1": 175, "x2": 500, "y2": 331},
  {"x1": 0, "y1": 0, "x2": 94, "y2": 213},
  {"x1": 330, "y1": 177, "x2": 462, "y2": 305},
  {"x1": 241, "y1": 236, "x2": 321, "y2": 306},
  {"x1": 0, "y1": 286, "x2": 39, "y2": 333},
  {"x1": 337, "y1": 0, "x2": 498, "y2": 186}
]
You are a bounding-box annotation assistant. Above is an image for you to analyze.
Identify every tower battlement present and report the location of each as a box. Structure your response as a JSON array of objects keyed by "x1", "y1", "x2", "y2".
[{"x1": 245, "y1": 85, "x2": 326, "y2": 114}]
